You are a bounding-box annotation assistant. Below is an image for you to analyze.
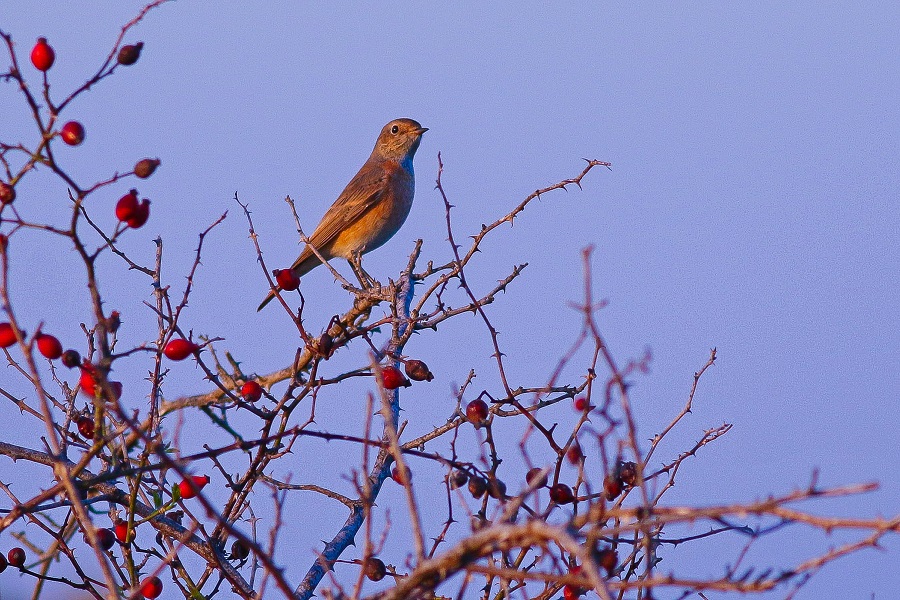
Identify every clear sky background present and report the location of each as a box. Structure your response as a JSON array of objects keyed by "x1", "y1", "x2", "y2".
[{"x1": 2, "y1": 2, "x2": 899, "y2": 599}]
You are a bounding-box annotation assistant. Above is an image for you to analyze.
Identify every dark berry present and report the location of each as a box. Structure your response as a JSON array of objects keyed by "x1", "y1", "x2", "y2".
[
  {"x1": 549, "y1": 483, "x2": 575, "y2": 504},
  {"x1": 365, "y1": 557, "x2": 386, "y2": 582},
  {"x1": 117, "y1": 42, "x2": 143, "y2": 66},
  {"x1": 134, "y1": 157, "x2": 159, "y2": 178},
  {"x1": 404, "y1": 359, "x2": 433, "y2": 382}
]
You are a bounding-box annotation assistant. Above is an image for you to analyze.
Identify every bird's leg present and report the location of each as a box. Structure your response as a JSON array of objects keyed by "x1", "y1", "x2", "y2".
[{"x1": 348, "y1": 251, "x2": 378, "y2": 290}]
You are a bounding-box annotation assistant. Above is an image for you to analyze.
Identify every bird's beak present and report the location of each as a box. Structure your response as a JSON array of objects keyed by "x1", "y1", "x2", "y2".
[{"x1": 416, "y1": 127, "x2": 429, "y2": 135}]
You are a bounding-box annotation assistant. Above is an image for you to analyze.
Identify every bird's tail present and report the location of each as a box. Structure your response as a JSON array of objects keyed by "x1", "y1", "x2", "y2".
[{"x1": 256, "y1": 290, "x2": 277, "y2": 312}]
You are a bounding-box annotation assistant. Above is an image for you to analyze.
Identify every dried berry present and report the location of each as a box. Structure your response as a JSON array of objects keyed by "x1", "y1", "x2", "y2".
[
  {"x1": 549, "y1": 483, "x2": 575, "y2": 504},
  {"x1": 525, "y1": 467, "x2": 548, "y2": 488},
  {"x1": 61, "y1": 349, "x2": 81, "y2": 368},
  {"x1": 0, "y1": 182, "x2": 15, "y2": 204},
  {"x1": 230, "y1": 539, "x2": 250, "y2": 560},
  {"x1": 134, "y1": 157, "x2": 159, "y2": 178},
  {"x1": 312, "y1": 332, "x2": 333, "y2": 357},
  {"x1": 404, "y1": 359, "x2": 433, "y2": 382},
  {"x1": 618, "y1": 461, "x2": 638, "y2": 487},
  {"x1": 486, "y1": 476, "x2": 507, "y2": 499},
  {"x1": 449, "y1": 470, "x2": 468, "y2": 489},
  {"x1": 117, "y1": 42, "x2": 144, "y2": 66},
  {"x1": 365, "y1": 557, "x2": 386, "y2": 582},
  {"x1": 467, "y1": 476, "x2": 487, "y2": 499}
]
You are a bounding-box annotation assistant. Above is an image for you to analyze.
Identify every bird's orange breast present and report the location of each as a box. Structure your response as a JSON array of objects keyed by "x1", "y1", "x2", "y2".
[{"x1": 329, "y1": 160, "x2": 415, "y2": 258}]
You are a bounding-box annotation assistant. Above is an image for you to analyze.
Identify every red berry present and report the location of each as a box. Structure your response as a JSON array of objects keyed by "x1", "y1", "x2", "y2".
[
  {"x1": 391, "y1": 465, "x2": 411, "y2": 485},
  {"x1": 87, "y1": 528, "x2": 116, "y2": 551},
  {"x1": 134, "y1": 157, "x2": 159, "y2": 178},
  {"x1": 164, "y1": 338, "x2": 198, "y2": 361},
  {"x1": 0, "y1": 322, "x2": 18, "y2": 347},
  {"x1": 140, "y1": 576, "x2": 163, "y2": 599},
  {"x1": 76, "y1": 415, "x2": 95, "y2": 439},
  {"x1": 117, "y1": 42, "x2": 143, "y2": 66},
  {"x1": 178, "y1": 474, "x2": 210, "y2": 499},
  {"x1": 275, "y1": 268, "x2": 300, "y2": 291},
  {"x1": 115, "y1": 189, "x2": 139, "y2": 222},
  {"x1": 465, "y1": 399, "x2": 489, "y2": 425},
  {"x1": 78, "y1": 364, "x2": 121, "y2": 401},
  {"x1": 573, "y1": 396, "x2": 588, "y2": 411},
  {"x1": 241, "y1": 380, "x2": 263, "y2": 402},
  {"x1": 36, "y1": 333, "x2": 63, "y2": 359},
  {"x1": 113, "y1": 519, "x2": 130, "y2": 544},
  {"x1": 563, "y1": 584, "x2": 582, "y2": 600},
  {"x1": 404, "y1": 359, "x2": 434, "y2": 382},
  {"x1": 380, "y1": 365, "x2": 410, "y2": 390},
  {"x1": 365, "y1": 557, "x2": 386, "y2": 581},
  {"x1": 60, "y1": 121, "x2": 85, "y2": 146},
  {"x1": 30, "y1": 37, "x2": 55, "y2": 71},
  {"x1": 596, "y1": 547, "x2": 618, "y2": 576},
  {"x1": 0, "y1": 181, "x2": 15, "y2": 204},
  {"x1": 127, "y1": 199, "x2": 151, "y2": 228},
  {"x1": 7, "y1": 547, "x2": 25, "y2": 568},
  {"x1": 549, "y1": 483, "x2": 575, "y2": 505},
  {"x1": 0, "y1": 552, "x2": 7, "y2": 573},
  {"x1": 566, "y1": 442, "x2": 583, "y2": 465},
  {"x1": 79, "y1": 365, "x2": 98, "y2": 396},
  {"x1": 603, "y1": 473, "x2": 623, "y2": 501}
]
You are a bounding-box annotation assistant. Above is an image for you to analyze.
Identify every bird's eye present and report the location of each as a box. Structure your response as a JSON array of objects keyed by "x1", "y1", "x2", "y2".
[{"x1": 391, "y1": 125, "x2": 399, "y2": 134}]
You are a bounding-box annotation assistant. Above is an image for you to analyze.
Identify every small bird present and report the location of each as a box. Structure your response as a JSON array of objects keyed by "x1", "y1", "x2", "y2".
[{"x1": 258, "y1": 118, "x2": 428, "y2": 311}]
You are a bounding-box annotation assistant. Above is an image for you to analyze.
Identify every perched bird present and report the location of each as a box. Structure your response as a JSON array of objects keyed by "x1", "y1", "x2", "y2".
[{"x1": 258, "y1": 118, "x2": 428, "y2": 311}]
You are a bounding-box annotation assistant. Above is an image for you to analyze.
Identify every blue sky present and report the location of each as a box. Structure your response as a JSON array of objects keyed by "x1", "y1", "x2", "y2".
[{"x1": 2, "y1": 2, "x2": 899, "y2": 598}]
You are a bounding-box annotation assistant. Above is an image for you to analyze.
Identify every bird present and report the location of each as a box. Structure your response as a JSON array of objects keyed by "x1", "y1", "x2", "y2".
[{"x1": 258, "y1": 118, "x2": 428, "y2": 311}]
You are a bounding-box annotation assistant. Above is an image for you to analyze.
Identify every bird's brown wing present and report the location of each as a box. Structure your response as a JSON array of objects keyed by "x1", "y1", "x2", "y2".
[{"x1": 288, "y1": 162, "x2": 389, "y2": 271}]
